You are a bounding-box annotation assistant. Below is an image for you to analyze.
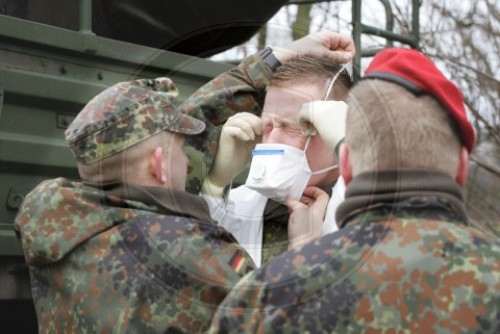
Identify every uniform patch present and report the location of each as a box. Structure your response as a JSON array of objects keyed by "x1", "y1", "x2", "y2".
[{"x1": 229, "y1": 250, "x2": 246, "y2": 273}]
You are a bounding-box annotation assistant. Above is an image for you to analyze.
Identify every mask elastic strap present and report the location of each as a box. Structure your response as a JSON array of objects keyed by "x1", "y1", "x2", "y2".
[
  {"x1": 304, "y1": 135, "x2": 337, "y2": 175},
  {"x1": 312, "y1": 164, "x2": 338, "y2": 176},
  {"x1": 304, "y1": 135, "x2": 312, "y2": 151},
  {"x1": 323, "y1": 64, "x2": 352, "y2": 100}
]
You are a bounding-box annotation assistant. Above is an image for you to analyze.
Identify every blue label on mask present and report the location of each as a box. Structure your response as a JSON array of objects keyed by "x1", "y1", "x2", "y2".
[{"x1": 252, "y1": 149, "x2": 285, "y2": 156}]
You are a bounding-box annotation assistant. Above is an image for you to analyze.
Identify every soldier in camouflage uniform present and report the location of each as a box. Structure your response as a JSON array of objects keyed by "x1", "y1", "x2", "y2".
[
  {"x1": 15, "y1": 78, "x2": 255, "y2": 333},
  {"x1": 209, "y1": 49, "x2": 500, "y2": 333},
  {"x1": 181, "y1": 31, "x2": 355, "y2": 265}
]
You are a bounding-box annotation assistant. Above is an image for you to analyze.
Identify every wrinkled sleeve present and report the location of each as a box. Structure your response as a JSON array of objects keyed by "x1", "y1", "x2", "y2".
[
  {"x1": 180, "y1": 55, "x2": 273, "y2": 194},
  {"x1": 208, "y1": 271, "x2": 267, "y2": 333}
]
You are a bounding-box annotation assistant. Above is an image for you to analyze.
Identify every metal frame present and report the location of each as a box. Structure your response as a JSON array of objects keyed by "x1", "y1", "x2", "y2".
[
  {"x1": 289, "y1": 0, "x2": 421, "y2": 81},
  {"x1": 79, "y1": 0, "x2": 93, "y2": 35},
  {"x1": 352, "y1": 0, "x2": 420, "y2": 80}
]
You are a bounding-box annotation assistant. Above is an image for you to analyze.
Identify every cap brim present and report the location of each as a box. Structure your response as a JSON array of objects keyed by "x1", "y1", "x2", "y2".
[{"x1": 166, "y1": 113, "x2": 206, "y2": 135}]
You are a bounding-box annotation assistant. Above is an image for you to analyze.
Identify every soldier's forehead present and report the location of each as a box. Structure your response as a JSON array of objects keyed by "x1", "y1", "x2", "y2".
[{"x1": 261, "y1": 111, "x2": 299, "y2": 126}]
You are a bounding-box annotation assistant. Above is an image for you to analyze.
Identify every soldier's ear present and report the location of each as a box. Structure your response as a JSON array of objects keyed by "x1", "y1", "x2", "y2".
[
  {"x1": 455, "y1": 147, "x2": 468, "y2": 186},
  {"x1": 339, "y1": 144, "x2": 352, "y2": 185},
  {"x1": 150, "y1": 146, "x2": 167, "y2": 184}
]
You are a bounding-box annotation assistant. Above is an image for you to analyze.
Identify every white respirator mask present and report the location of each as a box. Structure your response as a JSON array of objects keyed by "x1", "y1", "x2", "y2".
[{"x1": 245, "y1": 138, "x2": 337, "y2": 203}]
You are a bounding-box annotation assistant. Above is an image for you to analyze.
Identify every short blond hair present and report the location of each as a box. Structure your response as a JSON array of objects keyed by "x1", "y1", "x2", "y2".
[
  {"x1": 270, "y1": 55, "x2": 352, "y2": 100},
  {"x1": 346, "y1": 79, "x2": 462, "y2": 177}
]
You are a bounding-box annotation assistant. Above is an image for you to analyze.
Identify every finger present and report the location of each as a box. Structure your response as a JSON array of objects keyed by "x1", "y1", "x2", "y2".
[
  {"x1": 303, "y1": 187, "x2": 329, "y2": 207},
  {"x1": 298, "y1": 103, "x2": 318, "y2": 135},
  {"x1": 297, "y1": 116, "x2": 315, "y2": 135},
  {"x1": 224, "y1": 126, "x2": 252, "y2": 142},
  {"x1": 245, "y1": 114, "x2": 263, "y2": 136},
  {"x1": 298, "y1": 103, "x2": 313, "y2": 121},
  {"x1": 229, "y1": 113, "x2": 262, "y2": 138},
  {"x1": 314, "y1": 31, "x2": 354, "y2": 50},
  {"x1": 285, "y1": 196, "x2": 305, "y2": 212},
  {"x1": 225, "y1": 121, "x2": 255, "y2": 142},
  {"x1": 329, "y1": 51, "x2": 355, "y2": 63},
  {"x1": 299, "y1": 195, "x2": 314, "y2": 206},
  {"x1": 326, "y1": 32, "x2": 355, "y2": 52},
  {"x1": 297, "y1": 116, "x2": 318, "y2": 136},
  {"x1": 298, "y1": 121, "x2": 317, "y2": 136},
  {"x1": 303, "y1": 186, "x2": 328, "y2": 200}
]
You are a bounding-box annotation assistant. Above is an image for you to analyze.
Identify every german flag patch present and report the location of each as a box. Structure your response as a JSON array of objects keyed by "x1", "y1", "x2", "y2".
[{"x1": 229, "y1": 250, "x2": 246, "y2": 274}]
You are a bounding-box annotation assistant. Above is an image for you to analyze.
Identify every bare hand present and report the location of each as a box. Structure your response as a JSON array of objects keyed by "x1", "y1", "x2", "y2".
[{"x1": 286, "y1": 186, "x2": 329, "y2": 250}]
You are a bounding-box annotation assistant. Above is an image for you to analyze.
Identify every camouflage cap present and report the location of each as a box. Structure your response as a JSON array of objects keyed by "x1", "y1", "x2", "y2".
[{"x1": 65, "y1": 77, "x2": 206, "y2": 164}]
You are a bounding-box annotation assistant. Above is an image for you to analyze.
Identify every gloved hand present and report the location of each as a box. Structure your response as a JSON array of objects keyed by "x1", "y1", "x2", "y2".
[
  {"x1": 201, "y1": 112, "x2": 262, "y2": 198},
  {"x1": 298, "y1": 100, "x2": 348, "y2": 151},
  {"x1": 273, "y1": 30, "x2": 355, "y2": 64}
]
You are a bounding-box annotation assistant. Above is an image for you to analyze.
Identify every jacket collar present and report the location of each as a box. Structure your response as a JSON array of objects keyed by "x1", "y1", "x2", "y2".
[
  {"x1": 335, "y1": 169, "x2": 468, "y2": 227},
  {"x1": 84, "y1": 181, "x2": 215, "y2": 223}
]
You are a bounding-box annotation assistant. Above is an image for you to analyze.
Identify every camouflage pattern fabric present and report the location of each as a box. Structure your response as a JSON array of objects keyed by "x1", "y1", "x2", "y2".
[
  {"x1": 210, "y1": 171, "x2": 500, "y2": 333},
  {"x1": 261, "y1": 200, "x2": 290, "y2": 263},
  {"x1": 180, "y1": 54, "x2": 273, "y2": 194},
  {"x1": 66, "y1": 77, "x2": 205, "y2": 164},
  {"x1": 15, "y1": 178, "x2": 255, "y2": 333}
]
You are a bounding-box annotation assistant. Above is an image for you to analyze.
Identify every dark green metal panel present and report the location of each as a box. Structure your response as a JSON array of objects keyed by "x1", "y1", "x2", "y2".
[{"x1": 0, "y1": 14, "x2": 232, "y2": 259}]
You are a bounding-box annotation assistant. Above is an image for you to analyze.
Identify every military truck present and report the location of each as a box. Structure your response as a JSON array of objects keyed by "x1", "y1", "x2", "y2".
[{"x1": 0, "y1": 0, "x2": 420, "y2": 331}]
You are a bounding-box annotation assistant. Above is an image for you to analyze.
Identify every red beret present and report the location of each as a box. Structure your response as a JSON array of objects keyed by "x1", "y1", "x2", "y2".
[{"x1": 364, "y1": 48, "x2": 475, "y2": 152}]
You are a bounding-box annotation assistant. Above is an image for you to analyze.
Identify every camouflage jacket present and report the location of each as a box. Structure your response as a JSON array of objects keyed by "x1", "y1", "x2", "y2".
[
  {"x1": 210, "y1": 170, "x2": 500, "y2": 334},
  {"x1": 15, "y1": 178, "x2": 255, "y2": 333}
]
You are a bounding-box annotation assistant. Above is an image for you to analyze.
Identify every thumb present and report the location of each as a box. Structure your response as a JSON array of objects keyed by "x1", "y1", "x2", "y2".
[
  {"x1": 303, "y1": 186, "x2": 329, "y2": 208},
  {"x1": 329, "y1": 50, "x2": 355, "y2": 64},
  {"x1": 224, "y1": 126, "x2": 253, "y2": 141},
  {"x1": 298, "y1": 102, "x2": 318, "y2": 136},
  {"x1": 286, "y1": 196, "x2": 305, "y2": 213}
]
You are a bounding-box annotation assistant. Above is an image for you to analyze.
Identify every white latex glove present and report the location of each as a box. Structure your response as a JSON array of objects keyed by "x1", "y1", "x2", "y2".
[
  {"x1": 298, "y1": 100, "x2": 348, "y2": 150},
  {"x1": 273, "y1": 30, "x2": 355, "y2": 64},
  {"x1": 201, "y1": 112, "x2": 262, "y2": 197},
  {"x1": 287, "y1": 187, "x2": 329, "y2": 250}
]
